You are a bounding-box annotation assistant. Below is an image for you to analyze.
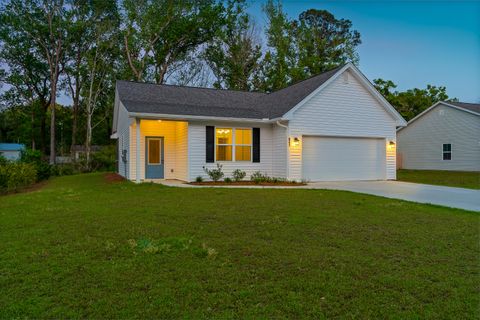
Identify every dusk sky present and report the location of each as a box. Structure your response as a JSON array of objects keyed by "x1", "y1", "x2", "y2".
[{"x1": 248, "y1": 0, "x2": 480, "y2": 103}]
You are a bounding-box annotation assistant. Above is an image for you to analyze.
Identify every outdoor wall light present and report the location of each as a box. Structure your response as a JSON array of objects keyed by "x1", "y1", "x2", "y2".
[{"x1": 289, "y1": 137, "x2": 300, "y2": 147}]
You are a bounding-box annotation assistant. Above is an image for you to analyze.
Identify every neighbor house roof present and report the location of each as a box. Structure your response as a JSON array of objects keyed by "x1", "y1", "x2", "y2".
[
  {"x1": 116, "y1": 65, "x2": 344, "y2": 120},
  {"x1": 397, "y1": 101, "x2": 480, "y2": 132},
  {"x1": 0, "y1": 143, "x2": 25, "y2": 151},
  {"x1": 447, "y1": 101, "x2": 480, "y2": 115}
]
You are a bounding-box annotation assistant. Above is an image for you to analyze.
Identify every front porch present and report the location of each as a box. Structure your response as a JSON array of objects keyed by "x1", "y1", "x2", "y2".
[{"x1": 130, "y1": 119, "x2": 188, "y2": 182}]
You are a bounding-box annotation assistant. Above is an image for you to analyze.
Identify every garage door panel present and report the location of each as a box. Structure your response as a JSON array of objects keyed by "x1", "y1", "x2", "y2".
[{"x1": 302, "y1": 136, "x2": 386, "y2": 181}]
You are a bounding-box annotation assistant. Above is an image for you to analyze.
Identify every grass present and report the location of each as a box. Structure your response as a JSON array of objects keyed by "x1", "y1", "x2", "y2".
[
  {"x1": 0, "y1": 173, "x2": 479, "y2": 319},
  {"x1": 397, "y1": 169, "x2": 480, "y2": 189}
]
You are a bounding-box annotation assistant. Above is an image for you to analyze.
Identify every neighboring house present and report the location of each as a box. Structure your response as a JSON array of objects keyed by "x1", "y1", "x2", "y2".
[
  {"x1": 71, "y1": 145, "x2": 103, "y2": 161},
  {"x1": 0, "y1": 143, "x2": 25, "y2": 161},
  {"x1": 397, "y1": 101, "x2": 480, "y2": 171},
  {"x1": 111, "y1": 63, "x2": 406, "y2": 182}
]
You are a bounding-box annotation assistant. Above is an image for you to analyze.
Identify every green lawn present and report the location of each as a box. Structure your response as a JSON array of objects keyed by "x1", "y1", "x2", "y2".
[
  {"x1": 397, "y1": 169, "x2": 480, "y2": 189},
  {"x1": 0, "y1": 173, "x2": 479, "y2": 319}
]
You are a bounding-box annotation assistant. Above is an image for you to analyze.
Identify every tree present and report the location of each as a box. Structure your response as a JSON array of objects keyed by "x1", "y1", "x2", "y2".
[
  {"x1": 2, "y1": 0, "x2": 70, "y2": 164},
  {"x1": 204, "y1": 1, "x2": 262, "y2": 91},
  {"x1": 295, "y1": 9, "x2": 361, "y2": 77},
  {"x1": 81, "y1": 1, "x2": 120, "y2": 165},
  {"x1": 0, "y1": 6, "x2": 52, "y2": 153},
  {"x1": 256, "y1": 1, "x2": 361, "y2": 92},
  {"x1": 121, "y1": 0, "x2": 225, "y2": 84},
  {"x1": 374, "y1": 78, "x2": 455, "y2": 120}
]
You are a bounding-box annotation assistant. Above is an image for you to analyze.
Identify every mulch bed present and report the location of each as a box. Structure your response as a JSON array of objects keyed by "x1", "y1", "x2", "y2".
[
  {"x1": 189, "y1": 181, "x2": 306, "y2": 186},
  {"x1": 104, "y1": 173, "x2": 126, "y2": 183}
]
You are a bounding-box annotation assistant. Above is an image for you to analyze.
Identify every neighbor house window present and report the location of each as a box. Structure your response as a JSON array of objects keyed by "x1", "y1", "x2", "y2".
[
  {"x1": 215, "y1": 128, "x2": 252, "y2": 161},
  {"x1": 443, "y1": 144, "x2": 452, "y2": 160}
]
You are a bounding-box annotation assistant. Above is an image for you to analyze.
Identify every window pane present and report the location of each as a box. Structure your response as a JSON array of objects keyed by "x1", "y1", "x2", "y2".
[
  {"x1": 216, "y1": 128, "x2": 232, "y2": 145},
  {"x1": 235, "y1": 146, "x2": 251, "y2": 161},
  {"x1": 148, "y1": 140, "x2": 160, "y2": 164},
  {"x1": 443, "y1": 144, "x2": 451, "y2": 152},
  {"x1": 443, "y1": 152, "x2": 451, "y2": 160},
  {"x1": 235, "y1": 129, "x2": 252, "y2": 145},
  {"x1": 216, "y1": 145, "x2": 232, "y2": 161}
]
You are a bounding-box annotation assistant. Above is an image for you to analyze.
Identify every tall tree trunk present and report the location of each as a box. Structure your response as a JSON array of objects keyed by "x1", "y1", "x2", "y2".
[
  {"x1": 70, "y1": 94, "x2": 78, "y2": 159},
  {"x1": 86, "y1": 111, "x2": 92, "y2": 166},
  {"x1": 40, "y1": 106, "x2": 47, "y2": 155},
  {"x1": 31, "y1": 106, "x2": 36, "y2": 150},
  {"x1": 49, "y1": 81, "x2": 57, "y2": 164}
]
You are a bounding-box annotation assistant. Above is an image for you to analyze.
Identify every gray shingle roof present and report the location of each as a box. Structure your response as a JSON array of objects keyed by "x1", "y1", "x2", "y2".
[
  {"x1": 447, "y1": 101, "x2": 480, "y2": 114},
  {"x1": 117, "y1": 65, "x2": 344, "y2": 119}
]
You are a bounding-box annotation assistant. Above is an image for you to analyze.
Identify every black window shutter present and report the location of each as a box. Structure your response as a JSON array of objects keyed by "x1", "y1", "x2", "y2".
[
  {"x1": 206, "y1": 126, "x2": 214, "y2": 163},
  {"x1": 252, "y1": 128, "x2": 260, "y2": 162}
]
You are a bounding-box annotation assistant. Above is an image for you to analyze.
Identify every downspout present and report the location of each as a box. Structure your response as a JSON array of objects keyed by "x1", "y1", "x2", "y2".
[{"x1": 276, "y1": 120, "x2": 290, "y2": 180}]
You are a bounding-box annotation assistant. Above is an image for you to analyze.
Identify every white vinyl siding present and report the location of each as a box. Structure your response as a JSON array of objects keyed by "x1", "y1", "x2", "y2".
[
  {"x1": 129, "y1": 120, "x2": 188, "y2": 181},
  {"x1": 302, "y1": 137, "x2": 386, "y2": 181},
  {"x1": 188, "y1": 121, "x2": 273, "y2": 181},
  {"x1": 117, "y1": 102, "x2": 131, "y2": 179},
  {"x1": 272, "y1": 124, "x2": 288, "y2": 178},
  {"x1": 288, "y1": 69, "x2": 397, "y2": 180},
  {"x1": 397, "y1": 104, "x2": 480, "y2": 171}
]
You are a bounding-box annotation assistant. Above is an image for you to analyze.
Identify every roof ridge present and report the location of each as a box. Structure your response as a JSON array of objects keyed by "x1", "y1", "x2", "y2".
[{"x1": 116, "y1": 80, "x2": 266, "y2": 95}]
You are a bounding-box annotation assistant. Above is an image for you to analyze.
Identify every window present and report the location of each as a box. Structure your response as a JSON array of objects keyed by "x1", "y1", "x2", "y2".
[
  {"x1": 216, "y1": 128, "x2": 232, "y2": 161},
  {"x1": 215, "y1": 128, "x2": 252, "y2": 161},
  {"x1": 235, "y1": 129, "x2": 252, "y2": 161},
  {"x1": 443, "y1": 144, "x2": 452, "y2": 160}
]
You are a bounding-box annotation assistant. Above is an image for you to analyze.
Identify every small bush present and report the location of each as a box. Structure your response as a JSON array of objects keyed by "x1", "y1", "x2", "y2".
[
  {"x1": 0, "y1": 162, "x2": 37, "y2": 193},
  {"x1": 195, "y1": 176, "x2": 203, "y2": 182},
  {"x1": 204, "y1": 163, "x2": 224, "y2": 182},
  {"x1": 20, "y1": 149, "x2": 51, "y2": 181},
  {"x1": 232, "y1": 169, "x2": 246, "y2": 182},
  {"x1": 224, "y1": 177, "x2": 232, "y2": 183},
  {"x1": 0, "y1": 155, "x2": 8, "y2": 166},
  {"x1": 91, "y1": 145, "x2": 116, "y2": 171},
  {"x1": 250, "y1": 171, "x2": 268, "y2": 183}
]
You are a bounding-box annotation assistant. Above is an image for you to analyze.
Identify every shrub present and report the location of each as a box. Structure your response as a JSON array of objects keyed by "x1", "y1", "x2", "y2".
[
  {"x1": 91, "y1": 145, "x2": 116, "y2": 171},
  {"x1": 232, "y1": 169, "x2": 246, "y2": 182},
  {"x1": 250, "y1": 171, "x2": 268, "y2": 183},
  {"x1": 224, "y1": 177, "x2": 232, "y2": 183},
  {"x1": 195, "y1": 176, "x2": 203, "y2": 182},
  {"x1": 204, "y1": 163, "x2": 224, "y2": 182},
  {"x1": 20, "y1": 149, "x2": 51, "y2": 181},
  {"x1": 0, "y1": 162, "x2": 37, "y2": 193},
  {"x1": 0, "y1": 154, "x2": 8, "y2": 166}
]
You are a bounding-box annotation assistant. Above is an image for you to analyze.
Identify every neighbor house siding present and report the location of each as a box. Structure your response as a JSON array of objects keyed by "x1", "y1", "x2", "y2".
[
  {"x1": 188, "y1": 121, "x2": 274, "y2": 181},
  {"x1": 288, "y1": 70, "x2": 397, "y2": 181},
  {"x1": 129, "y1": 120, "x2": 188, "y2": 181},
  {"x1": 397, "y1": 104, "x2": 480, "y2": 171}
]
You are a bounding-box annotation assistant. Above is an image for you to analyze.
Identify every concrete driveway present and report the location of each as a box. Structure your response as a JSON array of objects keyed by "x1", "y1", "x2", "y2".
[{"x1": 308, "y1": 181, "x2": 480, "y2": 212}]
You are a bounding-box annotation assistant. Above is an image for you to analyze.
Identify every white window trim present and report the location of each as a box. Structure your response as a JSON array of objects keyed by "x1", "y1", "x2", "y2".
[
  {"x1": 214, "y1": 127, "x2": 253, "y2": 162},
  {"x1": 442, "y1": 143, "x2": 452, "y2": 161}
]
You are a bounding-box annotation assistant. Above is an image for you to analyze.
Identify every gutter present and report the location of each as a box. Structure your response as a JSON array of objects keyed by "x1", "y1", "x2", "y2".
[{"x1": 128, "y1": 112, "x2": 287, "y2": 124}]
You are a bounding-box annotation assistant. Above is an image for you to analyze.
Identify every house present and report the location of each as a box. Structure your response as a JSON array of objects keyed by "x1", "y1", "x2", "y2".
[
  {"x1": 0, "y1": 143, "x2": 25, "y2": 161},
  {"x1": 111, "y1": 63, "x2": 407, "y2": 182},
  {"x1": 71, "y1": 145, "x2": 103, "y2": 161},
  {"x1": 397, "y1": 101, "x2": 480, "y2": 171}
]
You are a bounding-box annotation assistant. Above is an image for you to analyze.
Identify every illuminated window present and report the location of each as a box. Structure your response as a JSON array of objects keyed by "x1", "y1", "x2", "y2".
[
  {"x1": 215, "y1": 128, "x2": 252, "y2": 161},
  {"x1": 216, "y1": 128, "x2": 232, "y2": 161},
  {"x1": 235, "y1": 129, "x2": 252, "y2": 161}
]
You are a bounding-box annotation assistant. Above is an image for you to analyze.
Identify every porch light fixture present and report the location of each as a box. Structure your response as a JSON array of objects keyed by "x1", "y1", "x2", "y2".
[
  {"x1": 389, "y1": 141, "x2": 395, "y2": 146},
  {"x1": 157, "y1": 120, "x2": 162, "y2": 122},
  {"x1": 289, "y1": 137, "x2": 300, "y2": 147}
]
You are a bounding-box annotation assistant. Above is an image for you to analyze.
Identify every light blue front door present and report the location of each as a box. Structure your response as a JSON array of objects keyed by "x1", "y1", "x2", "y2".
[{"x1": 145, "y1": 137, "x2": 164, "y2": 179}]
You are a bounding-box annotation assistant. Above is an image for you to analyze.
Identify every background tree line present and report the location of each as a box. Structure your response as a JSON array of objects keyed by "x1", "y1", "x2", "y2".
[{"x1": 0, "y1": 0, "x2": 455, "y2": 164}]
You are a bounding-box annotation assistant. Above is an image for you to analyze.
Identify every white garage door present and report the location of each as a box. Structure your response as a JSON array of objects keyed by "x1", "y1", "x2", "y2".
[{"x1": 302, "y1": 136, "x2": 386, "y2": 181}]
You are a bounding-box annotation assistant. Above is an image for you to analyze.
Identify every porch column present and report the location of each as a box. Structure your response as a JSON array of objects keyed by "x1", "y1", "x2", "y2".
[{"x1": 136, "y1": 118, "x2": 141, "y2": 183}]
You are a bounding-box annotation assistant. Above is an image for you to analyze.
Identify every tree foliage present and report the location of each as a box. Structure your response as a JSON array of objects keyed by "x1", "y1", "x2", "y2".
[{"x1": 373, "y1": 79, "x2": 455, "y2": 121}]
